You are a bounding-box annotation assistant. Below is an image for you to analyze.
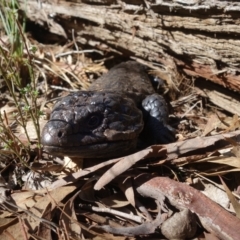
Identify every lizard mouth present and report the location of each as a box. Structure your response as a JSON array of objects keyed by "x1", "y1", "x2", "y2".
[{"x1": 42, "y1": 140, "x2": 137, "y2": 158}]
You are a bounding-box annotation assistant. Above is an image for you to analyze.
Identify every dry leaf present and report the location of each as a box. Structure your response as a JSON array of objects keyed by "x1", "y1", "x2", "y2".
[
  {"x1": 79, "y1": 177, "x2": 97, "y2": 202},
  {"x1": 200, "y1": 181, "x2": 230, "y2": 209},
  {"x1": 225, "y1": 114, "x2": 240, "y2": 132},
  {"x1": 60, "y1": 190, "x2": 82, "y2": 239},
  {"x1": 220, "y1": 176, "x2": 240, "y2": 218},
  {"x1": 94, "y1": 145, "x2": 166, "y2": 190},
  {"x1": 0, "y1": 218, "x2": 27, "y2": 240},
  {"x1": 37, "y1": 203, "x2": 52, "y2": 239},
  {"x1": 119, "y1": 176, "x2": 136, "y2": 208},
  {"x1": 100, "y1": 192, "x2": 129, "y2": 208},
  {"x1": 202, "y1": 114, "x2": 219, "y2": 136}
]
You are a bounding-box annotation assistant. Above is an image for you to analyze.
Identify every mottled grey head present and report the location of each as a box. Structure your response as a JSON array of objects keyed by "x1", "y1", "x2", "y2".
[{"x1": 41, "y1": 91, "x2": 143, "y2": 158}]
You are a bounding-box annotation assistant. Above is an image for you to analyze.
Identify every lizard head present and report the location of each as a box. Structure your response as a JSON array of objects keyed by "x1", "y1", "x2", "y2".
[{"x1": 41, "y1": 91, "x2": 143, "y2": 158}]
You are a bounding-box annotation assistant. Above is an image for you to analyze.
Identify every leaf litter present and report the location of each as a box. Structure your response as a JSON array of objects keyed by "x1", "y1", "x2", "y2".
[{"x1": 1, "y1": 16, "x2": 240, "y2": 240}]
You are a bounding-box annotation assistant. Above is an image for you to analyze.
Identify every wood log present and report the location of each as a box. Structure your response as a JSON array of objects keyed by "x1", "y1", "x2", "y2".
[{"x1": 18, "y1": 0, "x2": 240, "y2": 92}]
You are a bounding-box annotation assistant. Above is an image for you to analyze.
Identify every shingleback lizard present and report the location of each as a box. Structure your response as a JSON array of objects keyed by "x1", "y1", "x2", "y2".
[{"x1": 41, "y1": 61, "x2": 175, "y2": 158}]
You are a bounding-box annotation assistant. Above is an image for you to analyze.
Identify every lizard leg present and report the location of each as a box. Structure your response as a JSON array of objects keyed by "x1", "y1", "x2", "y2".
[{"x1": 142, "y1": 93, "x2": 175, "y2": 144}]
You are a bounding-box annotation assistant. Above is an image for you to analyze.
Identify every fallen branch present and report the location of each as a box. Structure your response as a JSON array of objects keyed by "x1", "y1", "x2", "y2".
[
  {"x1": 135, "y1": 175, "x2": 240, "y2": 240},
  {"x1": 165, "y1": 130, "x2": 240, "y2": 160}
]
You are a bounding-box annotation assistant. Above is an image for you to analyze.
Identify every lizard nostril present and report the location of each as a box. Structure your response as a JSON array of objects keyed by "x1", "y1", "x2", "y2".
[{"x1": 58, "y1": 131, "x2": 63, "y2": 138}]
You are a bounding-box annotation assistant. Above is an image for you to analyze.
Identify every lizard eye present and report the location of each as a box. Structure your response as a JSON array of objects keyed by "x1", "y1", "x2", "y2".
[{"x1": 87, "y1": 115, "x2": 101, "y2": 128}]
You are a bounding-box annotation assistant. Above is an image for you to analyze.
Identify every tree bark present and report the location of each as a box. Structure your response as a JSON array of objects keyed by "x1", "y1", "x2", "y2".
[{"x1": 18, "y1": 0, "x2": 240, "y2": 92}]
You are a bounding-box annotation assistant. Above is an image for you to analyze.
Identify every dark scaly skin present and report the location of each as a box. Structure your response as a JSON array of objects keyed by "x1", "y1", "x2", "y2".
[{"x1": 41, "y1": 61, "x2": 174, "y2": 158}]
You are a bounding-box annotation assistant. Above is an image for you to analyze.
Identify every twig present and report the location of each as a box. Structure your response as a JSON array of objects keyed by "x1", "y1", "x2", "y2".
[
  {"x1": 18, "y1": 217, "x2": 28, "y2": 240},
  {"x1": 80, "y1": 204, "x2": 143, "y2": 223},
  {"x1": 0, "y1": 198, "x2": 58, "y2": 230},
  {"x1": 55, "y1": 50, "x2": 103, "y2": 58}
]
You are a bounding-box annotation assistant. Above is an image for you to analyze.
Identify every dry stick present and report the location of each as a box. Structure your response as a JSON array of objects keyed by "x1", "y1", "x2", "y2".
[
  {"x1": 55, "y1": 49, "x2": 103, "y2": 58},
  {"x1": 95, "y1": 201, "x2": 164, "y2": 236},
  {"x1": 80, "y1": 205, "x2": 143, "y2": 223},
  {"x1": 1, "y1": 199, "x2": 58, "y2": 230},
  {"x1": 165, "y1": 129, "x2": 240, "y2": 160},
  {"x1": 48, "y1": 157, "x2": 122, "y2": 190},
  {"x1": 135, "y1": 176, "x2": 240, "y2": 240},
  {"x1": 18, "y1": 217, "x2": 28, "y2": 240},
  {"x1": 60, "y1": 219, "x2": 70, "y2": 240}
]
